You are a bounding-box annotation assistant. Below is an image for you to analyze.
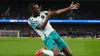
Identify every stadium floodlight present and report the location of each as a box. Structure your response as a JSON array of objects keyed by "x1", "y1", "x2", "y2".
[{"x1": 0, "y1": 30, "x2": 20, "y2": 38}]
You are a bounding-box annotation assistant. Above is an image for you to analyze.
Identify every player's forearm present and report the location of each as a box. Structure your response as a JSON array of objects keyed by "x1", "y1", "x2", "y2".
[{"x1": 55, "y1": 7, "x2": 71, "y2": 14}]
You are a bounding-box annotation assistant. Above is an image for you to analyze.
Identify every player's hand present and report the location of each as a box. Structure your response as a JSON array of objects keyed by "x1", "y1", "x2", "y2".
[{"x1": 70, "y1": 1, "x2": 80, "y2": 9}]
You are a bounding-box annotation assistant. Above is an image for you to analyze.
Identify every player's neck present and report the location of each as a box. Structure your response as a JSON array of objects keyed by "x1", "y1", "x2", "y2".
[{"x1": 32, "y1": 13, "x2": 40, "y2": 17}]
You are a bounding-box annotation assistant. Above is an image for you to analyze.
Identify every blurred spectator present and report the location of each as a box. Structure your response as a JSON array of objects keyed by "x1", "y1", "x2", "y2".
[{"x1": 1, "y1": 23, "x2": 100, "y2": 38}]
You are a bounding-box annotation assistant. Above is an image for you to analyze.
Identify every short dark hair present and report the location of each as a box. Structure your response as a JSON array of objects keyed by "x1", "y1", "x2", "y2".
[{"x1": 28, "y1": 3, "x2": 37, "y2": 12}]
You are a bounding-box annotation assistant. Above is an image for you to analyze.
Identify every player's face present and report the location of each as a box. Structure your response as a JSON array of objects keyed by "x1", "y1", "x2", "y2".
[{"x1": 32, "y1": 4, "x2": 40, "y2": 15}]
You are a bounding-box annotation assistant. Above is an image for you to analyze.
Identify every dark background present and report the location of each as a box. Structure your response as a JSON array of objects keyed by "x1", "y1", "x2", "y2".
[
  {"x1": 0, "y1": 1, "x2": 100, "y2": 19},
  {"x1": 0, "y1": 0, "x2": 100, "y2": 3}
]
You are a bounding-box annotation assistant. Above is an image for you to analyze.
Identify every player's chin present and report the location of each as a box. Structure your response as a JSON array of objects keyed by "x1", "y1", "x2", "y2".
[
  {"x1": 36, "y1": 11, "x2": 40, "y2": 14},
  {"x1": 34, "y1": 12, "x2": 40, "y2": 15},
  {"x1": 37, "y1": 10, "x2": 40, "y2": 13}
]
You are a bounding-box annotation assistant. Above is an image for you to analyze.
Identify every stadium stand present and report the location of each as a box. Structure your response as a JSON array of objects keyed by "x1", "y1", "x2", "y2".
[
  {"x1": 0, "y1": 2, "x2": 100, "y2": 38},
  {"x1": 0, "y1": 23, "x2": 100, "y2": 38}
]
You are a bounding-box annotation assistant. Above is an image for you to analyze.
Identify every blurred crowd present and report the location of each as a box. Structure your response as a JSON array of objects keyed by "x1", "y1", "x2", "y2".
[
  {"x1": 53, "y1": 24, "x2": 100, "y2": 38},
  {"x1": 0, "y1": 23, "x2": 100, "y2": 38},
  {"x1": 0, "y1": 2, "x2": 100, "y2": 20}
]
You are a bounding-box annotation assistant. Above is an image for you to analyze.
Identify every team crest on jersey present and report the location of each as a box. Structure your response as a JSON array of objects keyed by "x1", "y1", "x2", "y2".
[{"x1": 41, "y1": 15, "x2": 45, "y2": 19}]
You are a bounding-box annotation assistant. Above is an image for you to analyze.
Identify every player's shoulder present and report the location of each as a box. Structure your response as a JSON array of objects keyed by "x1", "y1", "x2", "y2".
[
  {"x1": 41, "y1": 11, "x2": 48, "y2": 15},
  {"x1": 41, "y1": 11, "x2": 48, "y2": 13}
]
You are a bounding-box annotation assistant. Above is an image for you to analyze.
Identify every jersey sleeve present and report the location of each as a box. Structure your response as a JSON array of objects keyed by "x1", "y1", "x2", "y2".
[{"x1": 28, "y1": 18, "x2": 38, "y2": 29}]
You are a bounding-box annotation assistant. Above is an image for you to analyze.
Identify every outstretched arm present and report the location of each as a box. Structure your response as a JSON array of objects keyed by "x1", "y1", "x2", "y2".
[
  {"x1": 37, "y1": 2, "x2": 80, "y2": 29},
  {"x1": 51, "y1": 2, "x2": 80, "y2": 15}
]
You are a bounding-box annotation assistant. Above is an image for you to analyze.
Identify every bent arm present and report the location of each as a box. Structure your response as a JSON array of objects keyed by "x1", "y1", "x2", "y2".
[{"x1": 36, "y1": 15, "x2": 50, "y2": 29}]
